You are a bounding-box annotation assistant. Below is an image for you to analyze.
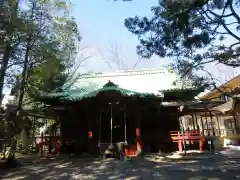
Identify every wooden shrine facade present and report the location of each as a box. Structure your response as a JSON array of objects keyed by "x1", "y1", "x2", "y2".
[
  {"x1": 38, "y1": 66, "x2": 207, "y2": 156},
  {"x1": 179, "y1": 78, "x2": 240, "y2": 148},
  {"x1": 39, "y1": 85, "x2": 240, "y2": 154},
  {"x1": 197, "y1": 75, "x2": 240, "y2": 137},
  {"x1": 42, "y1": 81, "x2": 182, "y2": 156}
]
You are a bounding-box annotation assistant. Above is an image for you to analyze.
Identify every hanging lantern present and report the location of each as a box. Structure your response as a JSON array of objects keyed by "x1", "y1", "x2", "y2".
[{"x1": 88, "y1": 131, "x2": 93, "y2": 139}]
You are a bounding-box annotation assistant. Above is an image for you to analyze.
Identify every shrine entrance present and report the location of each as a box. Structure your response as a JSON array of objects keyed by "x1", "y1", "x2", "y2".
[
  {"x1": 100, "y1": 103, "x2": 125, "y2": 143},
  {"x1": 111, "y1": 107, "x2": 125, "y2": 143},
  {"x1": 99, "y1": 102, "x2": 136, "y2": 144},
  {"x1": 98, "y1": 100, "x2": 138, "y2": 157}
]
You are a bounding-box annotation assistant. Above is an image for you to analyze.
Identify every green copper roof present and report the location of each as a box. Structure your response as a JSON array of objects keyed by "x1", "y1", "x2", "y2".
[
  {"x1": 50, "y1": 81, "x2": 156, "y2": 101},
  {"x1": 160, "y1": 88, "x2": 204, "y2": 101},
  {"x1": 41, "y1": 68, "x2": 196, "y2": 101}
]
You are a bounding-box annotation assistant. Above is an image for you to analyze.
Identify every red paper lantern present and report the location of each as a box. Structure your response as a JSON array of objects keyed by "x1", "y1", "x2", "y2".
[{"x1": 88, "y1": 131, "x2": 93, "y2": 138}]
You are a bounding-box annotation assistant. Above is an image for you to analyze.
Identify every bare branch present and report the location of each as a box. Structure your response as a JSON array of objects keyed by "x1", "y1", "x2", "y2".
[
  {"x1": 108, "y1": 44, "x2": 128, "y2": 70},
  {"x1": 201, "y1": 69, "x2": 238, "y2": 99},
  {"x1": 222, "y1": 22, "x2": 240, "y2": 41},
  {"x1": 6, "y1": 61, "x2": 24, "y2": 69},
  {"x1": 206, "y1": 2, "x2": 233, "y2": 18},
  {"x1": 182, "y1": 58, "x2": 217, "y2": 78},
  {"x1": 230, "y1": 42, "x2": 240, "y2": 50},
  {"x1": 98, "y1": 48, "x2": 113, "y2": 71},
  {"x1": 68, "y1": 55, "x2": 91, "y2": 76},
  {"x1": 229, "y1": 0, "x2": 240, "y2": 24},
  {"x1": 132, "y1": 56, "x2": 142, "y2": 69}
]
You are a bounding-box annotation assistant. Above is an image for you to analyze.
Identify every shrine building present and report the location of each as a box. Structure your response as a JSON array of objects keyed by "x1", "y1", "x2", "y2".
[{"x1": 38, "y1": 68, "x2": 202, "y2": 156}]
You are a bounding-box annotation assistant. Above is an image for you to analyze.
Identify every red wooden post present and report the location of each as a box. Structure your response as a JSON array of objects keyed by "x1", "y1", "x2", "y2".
[
  {"x1": 178, "y1": 131, "x2": 183, "y2": 152},
  {"x1": 199, "y1": 138, "x2": 204, "y2": 152}
]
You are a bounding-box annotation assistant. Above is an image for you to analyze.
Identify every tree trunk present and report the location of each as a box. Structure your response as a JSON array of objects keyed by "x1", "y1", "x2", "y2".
[
  {"x1": 7, "y1": 138, "x2": 17, "y2": 160},
  {"x1": 17, "y1": 45, "x2": 30, "y2": 110},
  {"x1": 0, "y1": 0, "x2": 18, "y2": 104},
  {"x1": 0, "y1": 45, "x2": 11, "y2": 104}
]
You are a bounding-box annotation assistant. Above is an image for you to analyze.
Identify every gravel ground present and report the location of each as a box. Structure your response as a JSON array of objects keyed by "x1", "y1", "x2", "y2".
[{"x1": 1, "y1": 154, "x2": 240, "y2": 180}]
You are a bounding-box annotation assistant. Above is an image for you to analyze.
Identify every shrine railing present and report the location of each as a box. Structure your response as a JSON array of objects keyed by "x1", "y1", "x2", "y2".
[
  {"x1": 169, "y1": 130, "x2": 203, "y2": 142},
  {"x1": 199, "y1": 129, "x2": 235, "y2": 137},
  {"x1": 169, "y1": 129, "x2": 234, "y2": 140}
]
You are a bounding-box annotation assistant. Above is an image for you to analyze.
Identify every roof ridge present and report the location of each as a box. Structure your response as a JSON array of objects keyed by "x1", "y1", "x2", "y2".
[
  {"x1": 80, "y1": 68, "x2": 172, "y2": 79},
  {"x1": 117, "y1": 67, "x2": 166, "y2": 73}
]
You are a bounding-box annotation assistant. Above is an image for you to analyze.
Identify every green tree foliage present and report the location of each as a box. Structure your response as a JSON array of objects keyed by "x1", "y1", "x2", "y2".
[
  {"x1": 11, "y1": 0, "x2": 80, "y2": 93},
  {"x1": 0, "y1": 0, "x2": 82, "y2": 159},
  {"x1": 5, "y1": 0, "x2": 82, "y2": 107},
  {"x1": 124, "y1": 0, "x2": 240, "y2": 77}
]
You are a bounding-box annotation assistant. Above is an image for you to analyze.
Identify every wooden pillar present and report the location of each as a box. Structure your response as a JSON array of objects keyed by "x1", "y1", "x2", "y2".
[
  {"x1": 124, "y1": 104, "x2": 127, "y2": 143},
  {"x1": 179, "y1": 117, "x2": 184, "y2": 129},
  {"x1": 233, "y1": 115, "x2": 239, "y2": 134},
  {"x1": 205, "y1": 112, "x2": 209, "y2": 136},
  {"x1": 216, "y1": 115, "x2": 221, "y2": 135},
  {"x1": 209, "y1": 111, "x2": 215, "y2": 136},
  {"x1": 194, "y1": 113, "x2": 199, "y2": 130},
  {"x1": 200, "y1": 116, "x2": 204, "y2": 135},
  {"x1": 191, "y1": 114, "x2": 196, "y2": 130},
  {"x1": 87, "y1": 111, "x2": 93, "y2": 154},
  {"x1": 221, "y1": 114, "x2": 226, "y2": 136},
  {"x1": 98, "y1": 109, "x2": 102, "y2": 147},
  {"x1": 135, "y1": 105, "x2": 142, "y2": 154}
]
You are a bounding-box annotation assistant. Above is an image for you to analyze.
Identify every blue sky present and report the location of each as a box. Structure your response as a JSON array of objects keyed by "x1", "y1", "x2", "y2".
[
  {"x1": 72, "y1": 0, "x2": 239, "y2": 80},
  {"x1": 2, "y1": 0, "x2": 239, "y2": 103},
  {"x1": 72, "y1": 0, "x2": 168, "y2": 72}
]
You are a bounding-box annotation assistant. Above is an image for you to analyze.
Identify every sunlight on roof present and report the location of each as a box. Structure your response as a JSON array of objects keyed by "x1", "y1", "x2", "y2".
[{"x1": 196, "y1": 90, "x2": 211, "y2": 99}]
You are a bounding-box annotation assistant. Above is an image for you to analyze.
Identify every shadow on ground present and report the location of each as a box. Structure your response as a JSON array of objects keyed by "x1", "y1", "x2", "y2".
[{"x1": 1, "y1": 154, "x2": 240, "y2": 179}]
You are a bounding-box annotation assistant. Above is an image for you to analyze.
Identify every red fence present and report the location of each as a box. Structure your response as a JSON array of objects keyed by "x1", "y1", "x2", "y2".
[
  {"x1": 169, "y1": 130, "x2": 203, "y2": 142},
  {"x1": 169, "y1": 130, "x2": 204, "y2": 152}
]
